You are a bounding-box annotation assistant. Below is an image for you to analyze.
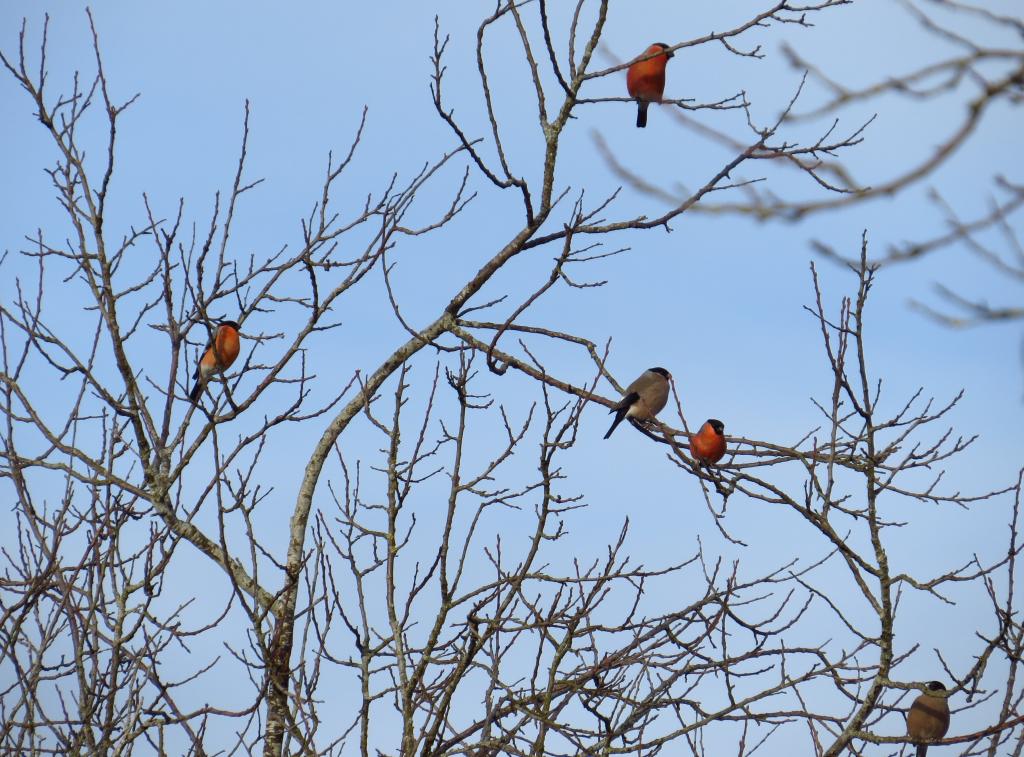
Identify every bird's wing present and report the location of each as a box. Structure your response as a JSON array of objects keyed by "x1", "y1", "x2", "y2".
[{"x1": 611, "y1": 391, "x2": 640, "y2": 413}]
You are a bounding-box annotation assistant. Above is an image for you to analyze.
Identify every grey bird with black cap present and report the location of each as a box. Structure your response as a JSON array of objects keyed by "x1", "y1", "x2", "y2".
[{"x1": 604, "y1": 367, "x2": 671, "y2": 439}]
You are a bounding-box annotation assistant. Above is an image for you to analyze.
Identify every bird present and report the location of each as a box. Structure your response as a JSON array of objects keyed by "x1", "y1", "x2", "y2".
[
  {"x1": 689, "y1": 419, "x2": 726, "y2": 465},
  {"x1": 189, "y1": 320, "x2": 241, "y2": 403},
  {"x1": 626, "y1": 42, "x2": 674, "y2": 128},
  {"x1": 604, "y1": 367, "x2": 671, "y2": 439},
  {"x1": 907, "y1": 681, "x2": 950, "y2": 757}
]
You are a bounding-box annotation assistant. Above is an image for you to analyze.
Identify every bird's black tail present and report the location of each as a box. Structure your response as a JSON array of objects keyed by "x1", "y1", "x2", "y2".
[
  {"x1": 916, "y1": 745, "x2": 928, "y2": 757},
  {"x1": 188, "y1": 379, "x2": 203, "y2": 404},
  {"x1": 636, "y1": 101, "x2": 649, "y2": 128},
  {"x1": 604, "y1": 408, "x2": 627, "y2": 439}
]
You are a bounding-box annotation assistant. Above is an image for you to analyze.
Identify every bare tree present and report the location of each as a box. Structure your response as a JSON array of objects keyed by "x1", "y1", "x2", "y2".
[{"x1": 2, "y1": 3, "x2": 1022, "y2": 756}]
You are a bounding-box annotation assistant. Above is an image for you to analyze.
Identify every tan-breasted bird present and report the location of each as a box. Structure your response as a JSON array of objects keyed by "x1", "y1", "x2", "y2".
[
  {"x1": 907, "y1": 681, "x2": 950, "y2": 757},
  {"x1": 604, "y1": 367, "x2": 671, "y2": 439}
]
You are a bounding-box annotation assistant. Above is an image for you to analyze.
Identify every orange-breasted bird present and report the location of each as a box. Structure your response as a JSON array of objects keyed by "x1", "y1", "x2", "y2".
[
  {"x1": 626, "y1": 42, "x2": 674, "y2": 128},
  {"x1": 689, "y1": 419, "x2": 726, "y2": 465},
  {"x1": 189, "y1": 320, "x2": 241, "y2": 403},
  {"x1": 604, "y1": 367, "x2": 671, "y2": 439},
  {"x1": 907, "y1": 681, "x2": 950, "y2": 757}
]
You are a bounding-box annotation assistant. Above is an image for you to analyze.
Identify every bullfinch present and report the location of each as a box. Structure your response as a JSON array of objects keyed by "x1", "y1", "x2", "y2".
[
  {"x1": 604, "y1": 367, "x2": 671, "y2": 439},
  {"x1": 907, "y1": 681, "x2": 950, "y2": 757},
  {"x1": 626, "y1": 42, "x2": 673, "y2": 128},
  {"x1": 689, "y1": 419, "x2": 726, "y2": 465},
  {"x1": 189, "y1": 320, "x2": 241, "y2": 403}
]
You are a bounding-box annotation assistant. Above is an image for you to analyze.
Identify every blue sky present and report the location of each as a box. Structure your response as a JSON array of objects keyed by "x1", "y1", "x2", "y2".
[{"x1": 2, "y1": 1, "x2": 1022, "y2": 753}]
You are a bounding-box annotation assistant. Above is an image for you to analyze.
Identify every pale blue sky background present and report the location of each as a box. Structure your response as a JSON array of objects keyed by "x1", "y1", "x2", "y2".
[{"x1": 2, "y1": 1, "x2": 1022, "y2": 753}]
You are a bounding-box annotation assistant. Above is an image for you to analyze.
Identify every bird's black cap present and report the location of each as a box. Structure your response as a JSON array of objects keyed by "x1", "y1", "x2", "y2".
[
  {"x1": 707, "y1": 419, "x2": 725, "y2": 434},
  {"x1": 220, "y1": 320, "x2": 241, "y2": 331},
  {"x1": 649, "y1": 367, "x2": 671, "y2": 379},
  {"x1": 653, "y1": 42, "x2": 674, "y2": 58},
  {"x1": 926, "y1": 681, "x2": 946, "y2": 692}
]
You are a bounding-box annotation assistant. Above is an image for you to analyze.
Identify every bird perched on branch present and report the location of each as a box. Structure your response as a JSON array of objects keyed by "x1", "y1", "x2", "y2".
[
  {"x1": 626, "y1": 42, "x2": 674, "y2": 128},
  {"x1": 604, "y1": 367, "x2": 671, "y2": 439},
  {"x1": 907, "y1": 681, "x2": 950, "y2": 757},
  {"x1": 189, "y1": 320, "x2": 241, "y2": 403},
  {"x1": 689, "y1": 419, "x2": 726, "y2": 465}
]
